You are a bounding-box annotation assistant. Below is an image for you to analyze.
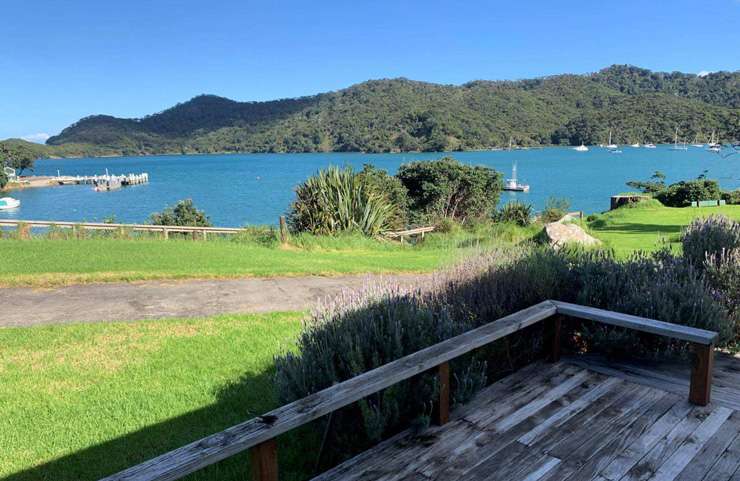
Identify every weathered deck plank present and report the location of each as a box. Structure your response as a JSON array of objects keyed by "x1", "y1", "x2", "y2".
[{"x1": 313, "y1": 358, "x2": 740, "y2": 481}]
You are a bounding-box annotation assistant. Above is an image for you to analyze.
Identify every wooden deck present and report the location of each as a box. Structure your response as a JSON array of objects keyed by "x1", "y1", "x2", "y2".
[{"x1": 315, "y1": 357, "x2": 740, "y2": 481}]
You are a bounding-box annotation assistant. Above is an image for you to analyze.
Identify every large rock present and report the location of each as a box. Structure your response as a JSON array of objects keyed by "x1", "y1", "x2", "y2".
[{"x1": 544, "y1": 222, "x2": 601, "y2": 249}]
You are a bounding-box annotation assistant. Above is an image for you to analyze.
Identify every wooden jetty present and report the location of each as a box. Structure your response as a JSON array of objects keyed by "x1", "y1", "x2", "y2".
[
  {"x1": 54, "y1": 172, "x2": 149, "y2": 189},
  {"x1": 96, "y1": 300, "x2": 740, "y2": 481}
]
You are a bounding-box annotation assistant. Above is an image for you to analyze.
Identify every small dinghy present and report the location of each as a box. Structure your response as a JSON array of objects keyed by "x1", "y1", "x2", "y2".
[{"x1": 0, "y1": 197, "x2": 21, "y2": 210}]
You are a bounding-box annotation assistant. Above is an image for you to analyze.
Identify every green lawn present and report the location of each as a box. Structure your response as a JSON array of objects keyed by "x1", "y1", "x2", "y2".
[
  {"x1": 588, "y1": 202, "x2": 740, "y2": 256},
  {"x1": 0, "y1": 224, "x2": 537, "y2": 288},
  {"x1": 0, "y1": 312, "x2": 315, "y2": 481}
]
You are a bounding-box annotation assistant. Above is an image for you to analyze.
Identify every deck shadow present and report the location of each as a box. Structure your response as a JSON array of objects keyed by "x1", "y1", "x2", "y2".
[{"x1": 2, "y1": 369, "x2": 317, "y2": 481}]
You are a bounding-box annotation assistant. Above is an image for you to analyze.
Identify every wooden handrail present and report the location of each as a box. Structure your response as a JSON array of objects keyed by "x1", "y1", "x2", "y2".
[
  {"x1": 551, "y1": 301, "x2": 718, "y2": 345},
  {"x1": 99, "y1": 300, "x2": 718, "y2": 481}
]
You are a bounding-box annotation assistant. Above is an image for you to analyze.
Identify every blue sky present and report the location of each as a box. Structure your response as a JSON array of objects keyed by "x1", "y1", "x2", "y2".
[{"x1": 1, "y1": 0, "x2": 738, "y2": 141}]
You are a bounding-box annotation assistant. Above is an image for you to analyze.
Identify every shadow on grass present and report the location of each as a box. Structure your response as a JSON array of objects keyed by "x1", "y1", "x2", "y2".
[
  {"x1": 591, "y1": 222, "x2": 684, "y2": 235},
  {"x1": 2, "y1": 370, "x2": 318, "y2": 481}
]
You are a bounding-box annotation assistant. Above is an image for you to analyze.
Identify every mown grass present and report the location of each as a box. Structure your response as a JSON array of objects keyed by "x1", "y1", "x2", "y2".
[
  {"x1": 587, "y1": 201, "x2": 740, "y2": 257},
  {"x1": 0, "y1": 225, "x2": 538, "y2": 288},
  {"x1": 0, "y1": 312, "x2": 316, "y2": 481}
]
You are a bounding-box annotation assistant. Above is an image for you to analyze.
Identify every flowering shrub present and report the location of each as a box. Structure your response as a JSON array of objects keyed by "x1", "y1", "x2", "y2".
[{"x1": 682, "y1": 215, "x2": 740, "y2": 267}]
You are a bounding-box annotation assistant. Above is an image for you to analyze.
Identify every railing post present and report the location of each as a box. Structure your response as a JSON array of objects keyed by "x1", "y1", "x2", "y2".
[
  {"x1": 436, "y1": 362, "x2": 450, "y2": 425},
  {"x1": 689, "y1": 342, "x2": 714, "y2": 406},
  {"x1": 279, "y1": 216, "x2": 288, "y2": 245},
  {"x1": 545, "y1": 315, "x2": 562, "y2": 362},
  {"x1": 250, "y1": 439, "x2": 278, "y2": 481}
]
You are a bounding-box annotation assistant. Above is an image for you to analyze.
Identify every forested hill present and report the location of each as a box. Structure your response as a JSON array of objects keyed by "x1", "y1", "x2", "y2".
[{"x1": 45, "y1": 65, "x2": 740, "y2": 156}]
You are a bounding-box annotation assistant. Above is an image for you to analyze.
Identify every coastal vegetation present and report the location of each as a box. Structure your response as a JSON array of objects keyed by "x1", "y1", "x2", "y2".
[
  {"x1": 149, "y1": 199, "x2": 212, "y2": 227},
  {"x1": 0, "y1": 140, "x2": 39, "y2": 175},
  {"x1": 287, "y1": 158, "x2": 502, "y2": 235},
  {"x1": 287, "y1": 166, "x2": 398, "y2": 236},
  {"x1": 33, "y1": 65, "x2": 740, "y2": 156}
]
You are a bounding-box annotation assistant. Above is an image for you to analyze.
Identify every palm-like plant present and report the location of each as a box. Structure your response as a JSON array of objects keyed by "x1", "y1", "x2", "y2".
[{"x1": 288, "y1": 166, "x2": 396, "y2": 236}]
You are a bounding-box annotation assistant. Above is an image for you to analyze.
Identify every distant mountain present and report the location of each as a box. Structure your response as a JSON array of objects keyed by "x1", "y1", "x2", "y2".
[{"x1": 45, "y1": 65, "x2": 740, "y2": 156}]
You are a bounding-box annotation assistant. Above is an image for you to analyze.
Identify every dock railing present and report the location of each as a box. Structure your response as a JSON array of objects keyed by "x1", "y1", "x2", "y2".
[{"x1": 99, "y1": 300, "x2": 718, "y2": 481}]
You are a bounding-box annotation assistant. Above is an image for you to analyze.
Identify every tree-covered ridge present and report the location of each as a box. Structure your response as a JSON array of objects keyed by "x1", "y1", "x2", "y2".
[{"x1": 44, "y1": 65, "x2": 740, "y2": 156}]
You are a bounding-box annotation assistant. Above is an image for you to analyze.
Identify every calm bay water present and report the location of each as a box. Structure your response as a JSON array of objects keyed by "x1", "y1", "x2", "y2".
[{"x1": 2, "y1": 146, "x2": 738, "y2": 227}]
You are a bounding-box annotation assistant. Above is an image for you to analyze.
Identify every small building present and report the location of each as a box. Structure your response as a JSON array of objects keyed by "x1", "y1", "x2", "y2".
[{"x1": 3, "y1": 166, "x2": 16, "y2": 182}]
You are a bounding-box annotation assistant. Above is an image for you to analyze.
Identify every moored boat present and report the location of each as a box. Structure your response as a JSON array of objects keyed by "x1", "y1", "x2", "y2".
[
  {"x1": 0, "y1": 197, "x2": 21, "y2": 210},
  {"x1": 573, "y1": 143, "x2": 589, "y2": 152},
  {"x1": 503, "y1": 162, "x2": 530, "y2": 192}
]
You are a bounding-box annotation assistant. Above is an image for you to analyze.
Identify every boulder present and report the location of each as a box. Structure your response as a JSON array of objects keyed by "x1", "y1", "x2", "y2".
[{"x1": 544, "y1": 222, "x2": 601, "y2": 249}]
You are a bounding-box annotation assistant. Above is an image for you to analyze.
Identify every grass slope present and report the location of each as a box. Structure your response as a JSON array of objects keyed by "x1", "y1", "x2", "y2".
[
  {"x1": 0, "y1": 225, "x2": 537, "y2": 288},
  {"x1": 588, "y1": 202, "x2": 740, "y2": 256},
  {"x1": 0, "y1": 312, "x2": 313, "y2": 481}
]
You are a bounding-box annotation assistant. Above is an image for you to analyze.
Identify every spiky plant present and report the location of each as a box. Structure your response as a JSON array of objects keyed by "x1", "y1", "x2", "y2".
[{"x1": 288, "y1": 166, "x2": 396, "y2": 236}]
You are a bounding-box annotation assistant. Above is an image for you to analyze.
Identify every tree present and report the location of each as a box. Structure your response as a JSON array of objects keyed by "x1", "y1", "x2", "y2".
[
  {"x1": 626, "y1": 171, "x2": 666, "y2": 193},
  {"x1": 0, "y1": 142, "x2": 39, "y2": 176},
  {"x1": 149, "y1": 199, "x2": 212, "y2": 227},
  {"x1": 396, "y1": 157, "x2": 502, "y2": 223},
  {"x1": 0, "y1": 161, "x2": 7, "y2": 189}
]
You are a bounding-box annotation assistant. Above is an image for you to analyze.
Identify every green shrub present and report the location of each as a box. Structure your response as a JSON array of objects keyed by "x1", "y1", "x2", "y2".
[
  {"x1": 357, "y1": 164, "x2": 409, "y2": 229},
  {"x1": 586, "y1": 214, "x2": 598, "y2": 222},
  {"x1": 540, "y1": 197, "x2": 571, "y2": 223},
  {"x1": 434, "y1": 217, "x2": 461, "y2": 234},
  {"x1": 681, "y1": 215, "x2": 740, "y2": 267},
  {"x1": 655, "y1": 179, "x2": 723, "y2": 207},
  {"x1": 397, "y1": 156, "x2": 502, "y2": 224},
  {"x1": 496, "y1": 201, "x2": 533, "y2": 226},
  {"x1": 149, "y1": 199, "x2": 212, "y2": 227},
  {"x1": 288, "y1": 166, "x2": 396, "y2": 236},
  {"x1": 722, "y1": 189, "x2": 740, "y2": 205}
]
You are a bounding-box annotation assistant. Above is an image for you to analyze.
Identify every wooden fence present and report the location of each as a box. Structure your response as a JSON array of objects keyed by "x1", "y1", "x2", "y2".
[
  {"x1": 0, "y1": 219, "x2": 435, "y2": 242},
  {"x1": 0, "y1": 219, "x2": 242, "y2": 240},
  {"x1": 99, "y1": 300, "x2": 717, "y2": 481}
]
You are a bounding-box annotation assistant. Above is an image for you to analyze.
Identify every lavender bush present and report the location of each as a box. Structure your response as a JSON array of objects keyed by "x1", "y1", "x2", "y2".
[{"x1": 682, "y1": 215, "x2": 740, "y2": 268}]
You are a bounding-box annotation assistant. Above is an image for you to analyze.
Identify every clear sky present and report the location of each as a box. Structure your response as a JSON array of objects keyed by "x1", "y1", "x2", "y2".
[{"x1": 1, "y1": 0, "x2": 738, "y2": 141}]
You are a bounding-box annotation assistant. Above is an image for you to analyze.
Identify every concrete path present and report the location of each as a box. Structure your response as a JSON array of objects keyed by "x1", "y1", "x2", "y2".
[{"x1": 0, "y1": 274, "x2": 427, "y2": 327}]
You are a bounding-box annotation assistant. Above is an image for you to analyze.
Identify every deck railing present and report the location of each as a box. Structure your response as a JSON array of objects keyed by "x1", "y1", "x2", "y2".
[{"x1": 99, "y1": 300, "x2": 718, "y2": 481}]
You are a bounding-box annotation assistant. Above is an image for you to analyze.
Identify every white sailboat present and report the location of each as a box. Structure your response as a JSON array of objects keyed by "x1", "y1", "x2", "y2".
[
  {"x1": 691, "y1": 134, "x2": 704, "y2": 148},
  {"x1": 503, "y1": 161, "x2": 530, "y2": 192},
  {"x1": 630, "y1": 142, "x2": 640, "y2": 148},
  {"x1": 573, "y1": 143, "x2": 589, "y2": 152},
  {"x1": 606, "y1": 129, "x2": 618, "y2": 150},
  {"x1": 707, "y1": 131, "x2": 720, "y2": 151},
  {"x1": 643, "y1": 142, "x2": 656, "y2": 149},
  {"x1": 670, "y1": 127, "x2": 688, "y2": 150}
]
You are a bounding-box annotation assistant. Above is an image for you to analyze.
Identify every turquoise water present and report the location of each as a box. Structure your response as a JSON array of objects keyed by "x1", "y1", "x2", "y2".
[{"x1": 2, "y1": 147, "x2": 738, "y2": 227}]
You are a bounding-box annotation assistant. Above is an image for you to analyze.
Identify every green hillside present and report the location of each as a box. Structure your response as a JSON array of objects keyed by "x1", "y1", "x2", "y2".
[{"x1": 39, "y1": 65, "x2": 740, "y2": 156}]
